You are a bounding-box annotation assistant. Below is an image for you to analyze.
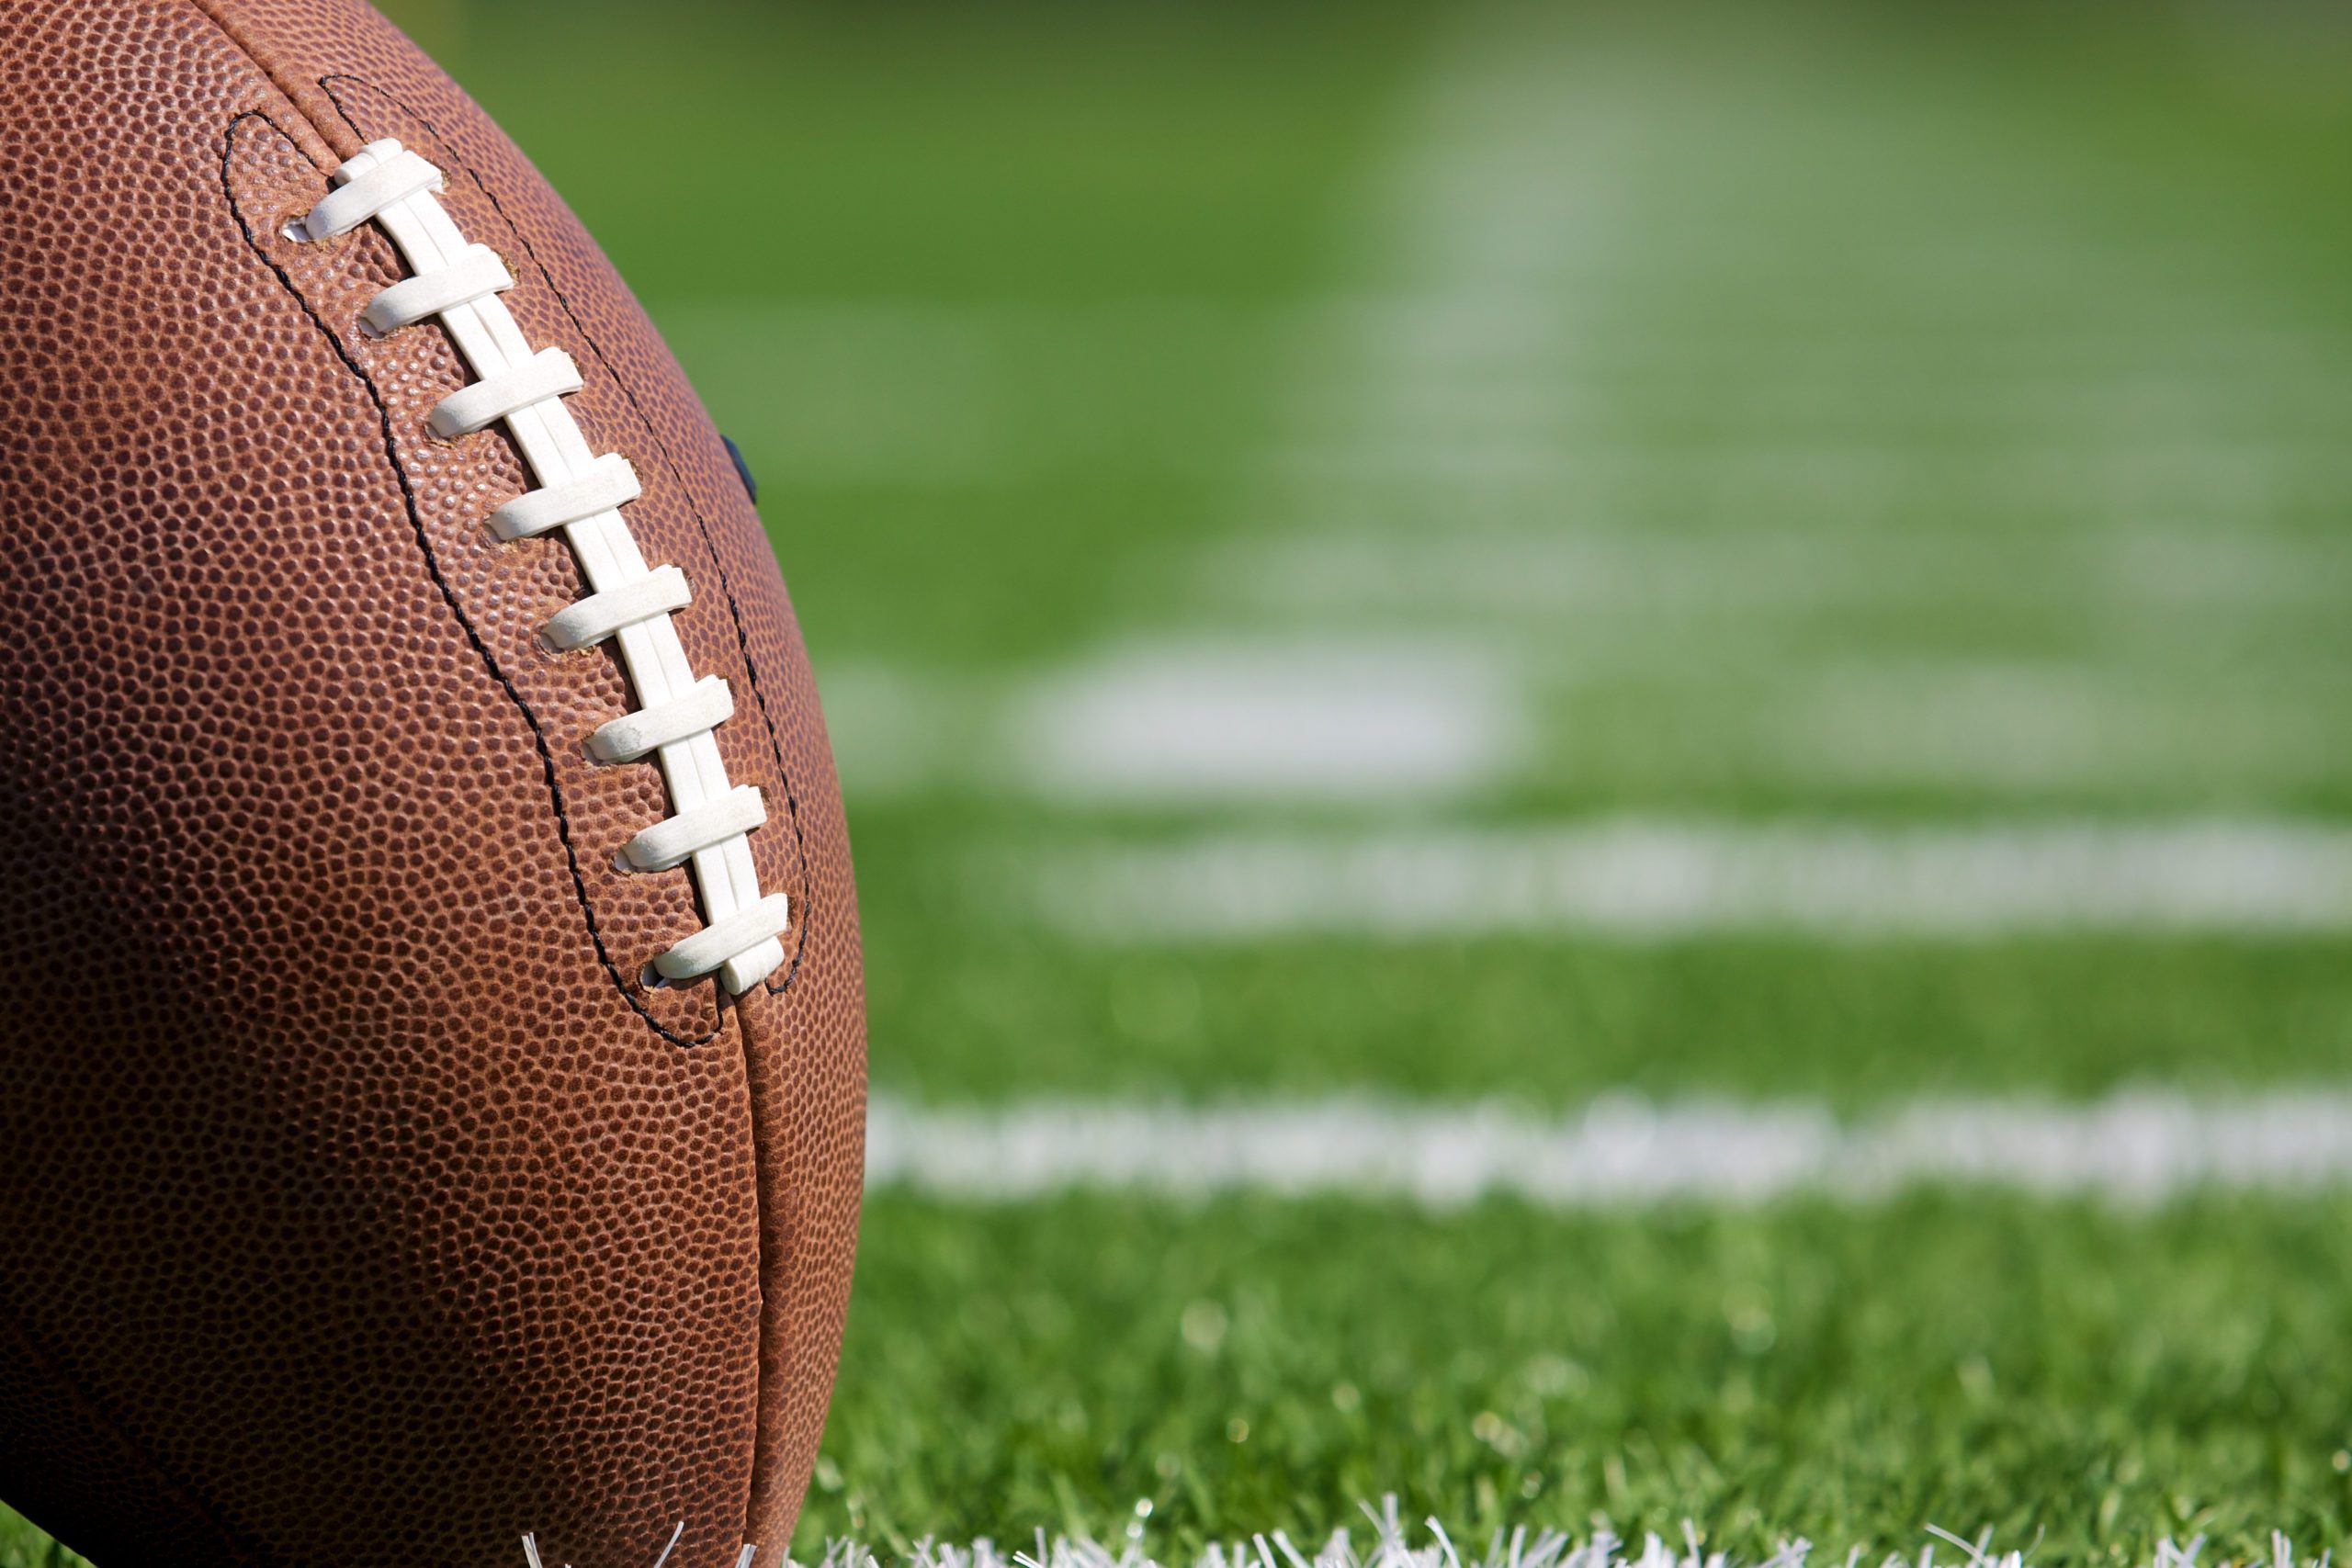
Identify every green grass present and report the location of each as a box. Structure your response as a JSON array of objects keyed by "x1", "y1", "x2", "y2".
[
  {"x1": 856, "y1": 920, "x2": 2352, "y2": 1113},
  {"x1": 693, "y1": 5, "x2": 2352, "y2": 1549},
  {"x1": 814, "y1": 1191, "x2": 2352, "y2": 1559},
  {"x1": 439, "y1": 0, "x2": 1441, "y2": 307},
  {"x1": 0, "y1": 1517, "x2": 81, "y2": 1568}
]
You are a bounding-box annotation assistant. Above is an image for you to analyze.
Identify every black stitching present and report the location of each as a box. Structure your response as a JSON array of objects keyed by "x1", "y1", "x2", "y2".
[
  {"x1": 221, "y1": 112, "x2": 719, "y2": 1049},
  {"x1": 319, "y1": 75, "x2": 820, "y2": 1000}
]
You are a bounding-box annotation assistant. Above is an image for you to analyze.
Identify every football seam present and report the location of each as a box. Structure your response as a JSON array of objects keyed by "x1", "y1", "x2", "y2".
[
  {"x1": 222, "y1": 111, "x2": 779, "y2": 1560},
  {"x1": 203, "y1": 32, "x2": 820, "y2": 1555},
  {"x1": 220, "y1": 109, "x2": 723, "y2": 1050},
  {"x1": 317, "y1": 74, "x2": 820, "y2": 1003}
]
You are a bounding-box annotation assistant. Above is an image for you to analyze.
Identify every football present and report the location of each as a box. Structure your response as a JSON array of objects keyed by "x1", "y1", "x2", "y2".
[{"x1": 0, "y1": 3, "x2": 865, "y2": 1565}]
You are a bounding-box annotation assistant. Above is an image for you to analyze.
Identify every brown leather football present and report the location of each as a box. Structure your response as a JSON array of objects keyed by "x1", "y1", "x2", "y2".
[{"x1": 0, "y1": 2, "x2": 865, "y2": 1564}]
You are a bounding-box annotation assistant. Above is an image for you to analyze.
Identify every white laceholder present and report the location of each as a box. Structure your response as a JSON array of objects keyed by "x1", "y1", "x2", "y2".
[{"x1": 300, "y1": 139, "x2": 788, "y2": 995}]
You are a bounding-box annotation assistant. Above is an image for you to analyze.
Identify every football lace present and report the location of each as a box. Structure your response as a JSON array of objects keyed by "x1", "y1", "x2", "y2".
[{"x1": 300, "y1": 139, "x2": 790, "y2": 995}]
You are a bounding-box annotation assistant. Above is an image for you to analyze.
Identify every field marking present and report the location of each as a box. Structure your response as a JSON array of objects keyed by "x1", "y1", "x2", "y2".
[
  {"x1": 1204, "y1": 527, "x2": 2352, "y2": 616},
  {"x1": 1006, "y1": 637, "x2": 1528, "y2": 806},
  {"x1": 815, "y1": 636, "x2": 1538, "y2": 807},
  {"x1": 869, "y1": 1088, "x2": 2352, "y2": 1209},
  {"x1": 1016, "y1": 820, "x2": 2352, "y2": 942},
  {"x1": 815, "y1": 647, "x2": 2352, "y2": 804}
]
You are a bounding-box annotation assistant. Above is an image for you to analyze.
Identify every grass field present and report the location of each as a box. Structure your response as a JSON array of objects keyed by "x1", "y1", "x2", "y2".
[{"x1": 12, "y1": 0, "x2": 2352, "y2": 1562}]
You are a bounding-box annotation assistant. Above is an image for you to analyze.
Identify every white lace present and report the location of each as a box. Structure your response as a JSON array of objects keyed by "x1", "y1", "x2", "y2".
[{"x1": 301, "y1": 140, "x2": 788, "y2": 994}]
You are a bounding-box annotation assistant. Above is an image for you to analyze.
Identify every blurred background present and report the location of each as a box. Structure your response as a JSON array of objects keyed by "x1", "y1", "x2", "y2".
[{"x1": 374, "y1": 0, "x2": 2352, "y2": 1556}]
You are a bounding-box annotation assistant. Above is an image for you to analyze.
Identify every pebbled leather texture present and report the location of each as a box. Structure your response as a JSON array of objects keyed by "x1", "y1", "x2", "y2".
[{"x1": 0, "y1": 2, "x2": 866, "y2": 1564}]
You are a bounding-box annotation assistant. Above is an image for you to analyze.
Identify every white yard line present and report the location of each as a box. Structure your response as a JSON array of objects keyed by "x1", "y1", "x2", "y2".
[
  {"x1": 1016, "y1": 820, "x2": 2352, "y2": 942},
  {"x1": 1005, "y1": 637, "x2": 1528, "y2": 806},
  {"x1": 1204, "y1": 526, "x2": 2352, "y2": 616},
  {"x1": 819, "y1": 638, "x2": 1530, "y2": 807},
  {"x1": 868, "y1": 1088, "x2": 2352, "y2": 1209},
  {"x1": 816, "y1": 654, "x2": 2348, "y2": 802}
]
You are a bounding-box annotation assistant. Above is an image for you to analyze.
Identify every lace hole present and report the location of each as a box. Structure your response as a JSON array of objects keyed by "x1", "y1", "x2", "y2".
[{"x1": 639, "y1": 961, "x2": 671, "y2": 991}]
